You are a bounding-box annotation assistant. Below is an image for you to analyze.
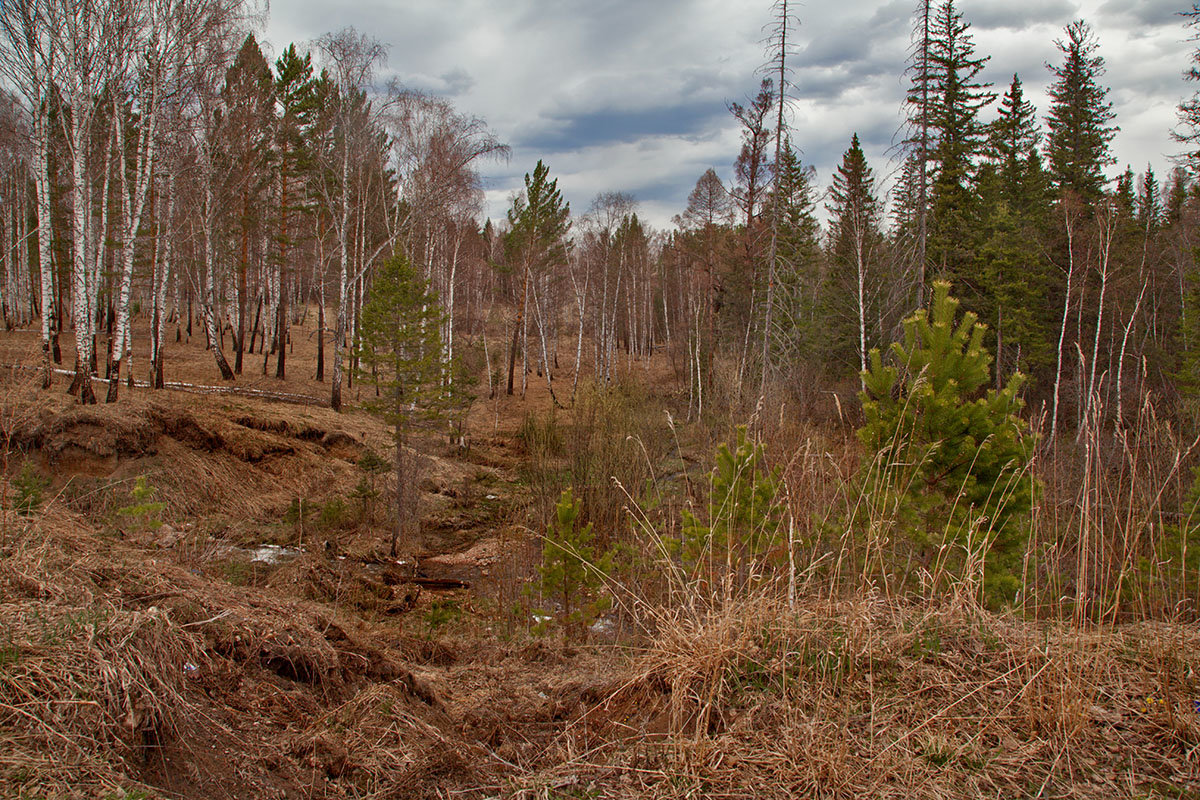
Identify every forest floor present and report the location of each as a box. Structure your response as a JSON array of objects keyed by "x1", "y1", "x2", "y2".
[{"x1": 1, "y1": 313, "x2": 1200, "y2": 799}]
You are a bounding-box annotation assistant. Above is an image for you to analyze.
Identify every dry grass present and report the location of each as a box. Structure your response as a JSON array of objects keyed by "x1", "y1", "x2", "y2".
[
  {"x1": 500, "y1": 591, "x2": 1200, "y2": 799},
  {"x1": 4, "y1": 336, "x2": 1200, "y2": 799}
]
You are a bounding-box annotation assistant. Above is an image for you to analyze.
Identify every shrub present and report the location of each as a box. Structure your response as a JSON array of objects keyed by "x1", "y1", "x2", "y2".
[
  {"x1": 318, "y1": 497, "x2": 352, "y2": 531},
  {"x1": 353, "y1": 449, "x2": 389, "y2": 522}
]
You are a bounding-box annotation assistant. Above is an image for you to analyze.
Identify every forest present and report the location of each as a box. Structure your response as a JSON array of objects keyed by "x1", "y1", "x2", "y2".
[{"x1": 3, "y1": 0, "x2": 1200, "y2": 797}]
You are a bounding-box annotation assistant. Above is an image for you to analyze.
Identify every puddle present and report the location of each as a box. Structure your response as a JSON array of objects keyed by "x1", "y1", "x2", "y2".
[{"x1": 211, "y1": 543, "x2": 305, "y2": 566}]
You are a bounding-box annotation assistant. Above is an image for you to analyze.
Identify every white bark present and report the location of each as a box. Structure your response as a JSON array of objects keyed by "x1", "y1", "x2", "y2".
[
  {"x1": 1050, "y1": 203, "x2": 1077, "y2": 442},
  {"x1": 108, "y1": 68, "x2": 159, "y2": 400}
]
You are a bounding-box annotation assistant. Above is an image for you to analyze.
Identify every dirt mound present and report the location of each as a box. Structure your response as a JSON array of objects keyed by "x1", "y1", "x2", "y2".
[
  {"x1": 5, "y1": 396, "x2": 378, "y2": 528},
  {"x1": 0, "y1": 506, "x2": 485, "y2": 799},
  {"x1": 13, "y1": 403, "x2": 161, "y2": 473},
  {"x1": 10, "y1": 394, "x2": 369, "y2": 470}
]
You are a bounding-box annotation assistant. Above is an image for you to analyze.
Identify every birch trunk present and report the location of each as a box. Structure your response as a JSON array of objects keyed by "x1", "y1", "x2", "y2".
[
  {"x1": 1050, "y1": 204, "x2": 1076, "y2": 442},
  {"x1": 67, "y1": 78, "x2": 97, "y2": 403},
  {"x1": 201, "y1": 149, "x2": 235, "y2": 380},
  {"x1": 108, "y1": 81, "x2": 158, "y2": 401},
  {"x1": 331, "y1": 123, "x2": 350, "y2": 411}
]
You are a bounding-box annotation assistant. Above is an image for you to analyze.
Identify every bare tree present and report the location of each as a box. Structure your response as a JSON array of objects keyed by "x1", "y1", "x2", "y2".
[
  {"x1": 0, "y1": 0, "x2": 55, "y2": 388},
  {"x1": 760, "y1": 0, "x2": 797, "y2": 400},
  {"x1": 316, "y1": 27, "x2": 385, "y2": 412}
]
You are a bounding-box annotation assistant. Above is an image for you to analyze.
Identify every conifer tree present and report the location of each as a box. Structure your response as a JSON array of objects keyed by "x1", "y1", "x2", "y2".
[
  {"x1": 858, "y1": 281, "x2": 1035, "y2": 603},
  {"x1": 218, "y1": 34, "x2": 277, "y2": 377},
  {"x1": 1174, "y1": 4, "x2": 1200, "y2": 169},
  {"x1": 926, "y1": 0, "x2": 992, "y2": 288},
  {"x1": 674, "y1": 169, "x2": 733, "y2": 413},
  {"x1": 729, "y1": 79, "x2": 774, "y2": 229},
  {"x1": 987, "y1": 74, "x2": 1049, "y2": 217},
  {"x1": 272, "y1": 44, "x2": 320, "y2": 380},
  {"x1": 904, "y1": 0, "x2": 935, "y2": 306},
  {"x1": 826, "y1": 133, "x2": 884, "y2": 378},
  {"x1": 504, "y1": 160, "x2": 570, "y2": 399},
  {"x1": 975, "y1": 74, "x2": 1054, "y2": 382},
  {"x1": 1137, "y1": 165, "x2": 1161, "y2": 234},
  {"x1": 355, "y1": 251, "x2": 448, "y2": 556},
  {"x1": 1045, "y1": 20, "x2": 1117, "y2": 203},
  {"x1": 766, "y1": 140, "x2": 821, "y2": 371}
]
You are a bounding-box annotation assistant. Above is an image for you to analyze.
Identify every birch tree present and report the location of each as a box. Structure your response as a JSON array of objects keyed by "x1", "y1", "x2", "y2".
[
  {"x1": 316, "y1": 27, "x2": 385, "y2": 412},
  {"x1": 0, "y1": 0, "x2": 55, "y2": 388}
]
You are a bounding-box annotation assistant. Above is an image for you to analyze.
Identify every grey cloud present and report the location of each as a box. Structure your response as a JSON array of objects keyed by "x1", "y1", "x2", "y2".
[
  {"x1": 519, "y1": 102, "x2": 725, "y2": 151},
  {"x1": 869, "y1": 0, "x2": 912, "y2": 28},
  {"x1": 1098, "y1": 0, "x2": 1185, "y2": 27},
  {"x1": 969, "y1": 0, "x2": 1078, "y2": 30},
  {"x1": 265, "y1": 0, "x2": 1186, "y2": 230},
  {"x1": 398, "y1": 67, "x2": 475, "y2": 96}
]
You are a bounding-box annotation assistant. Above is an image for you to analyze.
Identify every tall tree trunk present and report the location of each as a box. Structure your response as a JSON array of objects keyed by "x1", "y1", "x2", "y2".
[
  {"x1": 760, "y1": 0, "x2": 789, "y2": 401},
  {"x1": 202, "y1": 160, "x2": 235, "y2": 381},
  {"x1": 316, "y1": 281, "x2": 325, "y2": 382},
  {"x1": 914, "y1": 0, "x2": 931, "y2": 308},
  {"x1": 1050, "y1": 202, "x2": 1076, "y2": 442},
  {"x1": 331, "y1": 126, "x2": 352, "y2": 412},
  {"x1": 109, "y1": 87, "x2": 158, "y2": 403},
  {"x1": 275, "y1": 171, "x2": 289, "y2": 379},
  {"x1": 68, "y1": 89, "x2": 97, "y2": 405},
  {"x1": 235, "y1": 195, "x2": 249, "y2": 375}
]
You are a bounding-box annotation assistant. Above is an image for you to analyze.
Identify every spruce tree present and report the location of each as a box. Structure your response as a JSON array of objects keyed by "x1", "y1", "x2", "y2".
[
  {"x1": 904, "y1": 0, "x2": 935, "y2": 306},
  {"x1": 826, "y1": 133, "x2": 885, "y2": 376},
  {"x1": 987, "y1": 74, "x2": 1050, "y2": 217},
  {"x1": 974, "y1": 75, "x2": 1056, "y2": 386},
  {"x1": 765, "y1": 139, "x2": 822, "y2": 370},
  {"x1": 1045, "y1": 20, "x2": 1117, "y2": 203},
  {"x1": 926, "y1": 0, "x2": 993, "y2": 290},
  {"x1": 1136, "y1": 165, "x2": 1161, "y2": 234},
  {"x1": 1173, "y1": 4, "x2": 1200, "y2": 169}
]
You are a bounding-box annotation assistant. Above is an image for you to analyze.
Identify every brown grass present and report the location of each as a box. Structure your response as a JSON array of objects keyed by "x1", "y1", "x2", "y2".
[{"x1": 4, "y1": 331, "x2": 1200, "y2": 799}]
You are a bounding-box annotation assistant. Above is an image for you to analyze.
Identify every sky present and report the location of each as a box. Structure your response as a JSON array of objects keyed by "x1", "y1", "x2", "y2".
[{"x1": 263, "y1": 0, "x2": 1197, "y2": 231}]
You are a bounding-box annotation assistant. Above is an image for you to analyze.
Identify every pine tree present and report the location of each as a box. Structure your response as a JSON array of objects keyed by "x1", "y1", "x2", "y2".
[
  {"x1": 536, "y1": 488, "x2": 614, "y2": 634},
  {"x1": 504, "y1": 160, "x2": 571, "y2": 399},
  {"x1": 272, "y1": 44, "x2": 320, "y2": 381},
  {"x1": 217, "y1": 34, "x2": 277, "y2": 377},
  {"x1": 858, "y1": 281, "x2": 1035, "y2": 603},
  {"x1": 729, "y1": 79, "x2": 774, "y2": 229},
  {"x1": 1045, "y1": 20, "x2": 1117, "y2": 203},
  {"x1": 355, "y1": 252, "x2": 448, "y2": 556}
]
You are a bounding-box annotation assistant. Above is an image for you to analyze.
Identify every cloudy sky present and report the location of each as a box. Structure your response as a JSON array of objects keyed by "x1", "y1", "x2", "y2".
[{"x1": 264, "y1": 0, "x2": 1196, "y2": 230}]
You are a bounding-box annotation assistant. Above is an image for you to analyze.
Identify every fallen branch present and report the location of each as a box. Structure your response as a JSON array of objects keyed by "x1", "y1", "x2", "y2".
[{"x1": 5, "y1": 364, "x2": 328, "y2": 407}]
